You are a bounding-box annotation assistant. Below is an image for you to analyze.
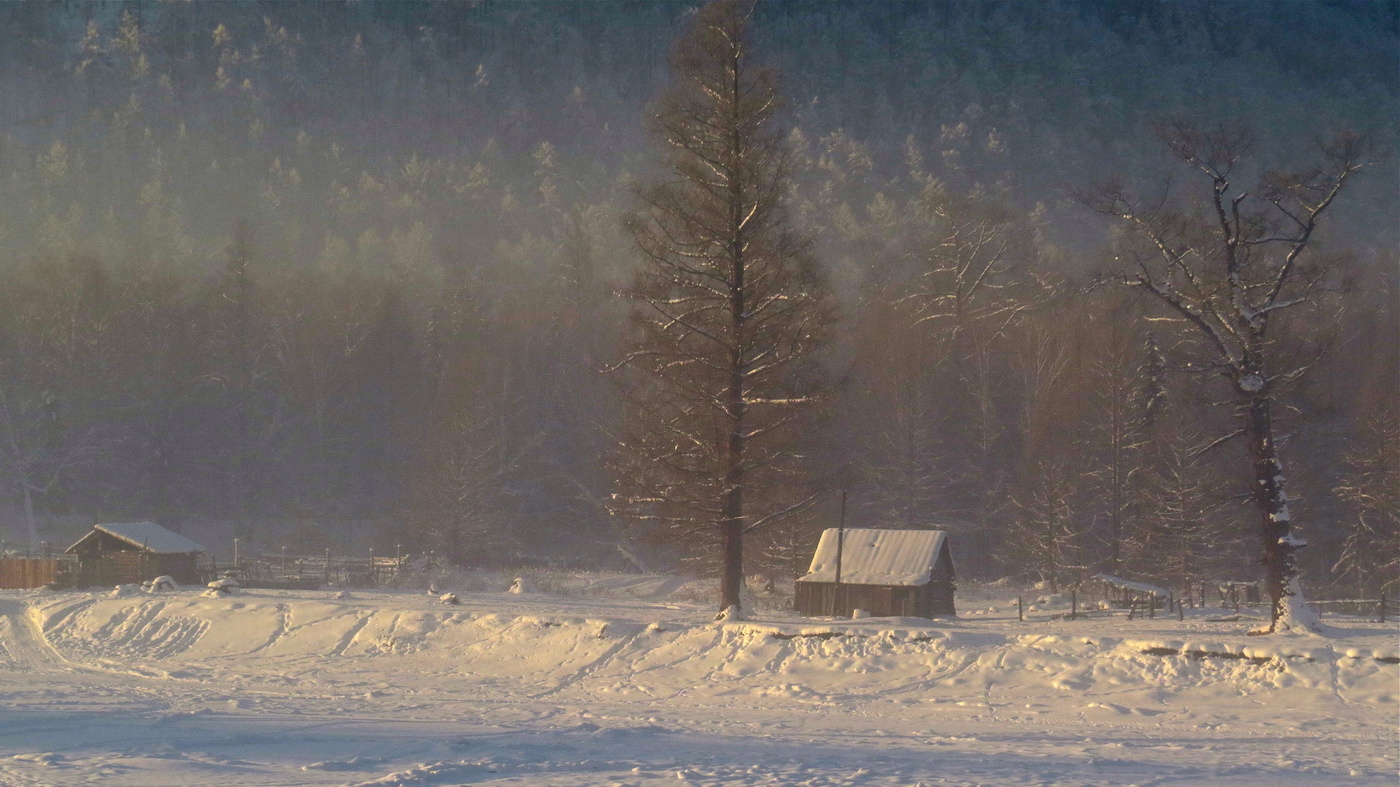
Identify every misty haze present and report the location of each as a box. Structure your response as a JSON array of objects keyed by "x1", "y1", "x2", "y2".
[{"x1": 0, "y1": 2, "x2": 1395, "y2": 786}]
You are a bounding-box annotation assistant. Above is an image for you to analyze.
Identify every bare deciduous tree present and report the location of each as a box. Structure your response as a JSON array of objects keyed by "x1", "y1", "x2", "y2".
[
  {"x1": 609, "y1": 0, "x2": 833, "y2": 615},
  {"x1": 1083, "y1": 123, "x2": 1370, "y2": 631},
  {"x1": 1332, "y1": 412, "x2": 1400, "y2": 595}
]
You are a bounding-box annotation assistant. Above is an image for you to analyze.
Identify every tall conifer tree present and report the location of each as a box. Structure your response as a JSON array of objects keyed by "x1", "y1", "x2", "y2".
[{"x1": 611, "y1": 0, "x2": 832, "y2": 614}]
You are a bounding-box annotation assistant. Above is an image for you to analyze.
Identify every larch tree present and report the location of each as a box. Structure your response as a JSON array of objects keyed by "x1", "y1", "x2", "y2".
[
  {"x1": 1083, "y1": 123, "x2": 1369, "y2": 632},
  {"x1": 1125, "y1": 428, "x2": 1239, "y2": 591},
  {"x1": 1082, "y1": 295, "x2": 1149, "y2": 574},
  {"x1": 1002, "y1": 457, "x2": 1093, "y2": 593},
  {"x1": 1000, "y1": 312, "x2": 1092, "y2": 591},
  {"x1": 610, "y1": 0, "x2": 832, "y2": 615}
]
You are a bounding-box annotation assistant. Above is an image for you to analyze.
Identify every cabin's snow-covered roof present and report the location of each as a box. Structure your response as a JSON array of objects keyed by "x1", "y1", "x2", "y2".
[
  {"x1": 69, "y1": 522, "x2": 206, "y2": 554},
  {"x1": 1091, "y1": 574, "x2": 1168, "y2": 597},
  {"x1": 797, "y1": 528, "x2": 948, "y2": 586}
]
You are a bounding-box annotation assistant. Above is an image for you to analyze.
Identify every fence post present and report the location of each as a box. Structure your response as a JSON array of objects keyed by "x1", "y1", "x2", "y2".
[
  {"x1": 1017, "y1": 595, "x2": 1023, "y2": 622},
  {"x1": 1380, "y1": 594, "x2": 1387, "y2": 624},
  {"x1": 1177, "y1": 593, "x2": 1184, "y2": 621},
  {"x1": 1070, "y1": 589, "x2": 1077, "y2": 621},
  {"x1": 324, "y1": 548, "x2": 331, "y2": 582}
]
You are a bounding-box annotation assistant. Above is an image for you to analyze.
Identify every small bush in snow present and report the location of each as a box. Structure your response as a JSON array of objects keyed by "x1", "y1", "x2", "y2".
[{"x1": 439, "y1": 593, "x2": 460, "y2": 605}]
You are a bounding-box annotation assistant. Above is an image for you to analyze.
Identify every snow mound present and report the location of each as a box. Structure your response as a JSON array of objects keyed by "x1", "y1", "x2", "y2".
[
  {"x1": 24, "y1": 591, "x2": 1396, "y2": 714},
  {"x1": 143, "y1": 576, "x2": 177, "y2": 592}
]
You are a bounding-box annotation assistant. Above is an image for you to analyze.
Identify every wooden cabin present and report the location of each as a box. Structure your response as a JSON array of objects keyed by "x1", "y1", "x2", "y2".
[
  {"x1": 795, "y1": 528, "x2": 956, "y2": 618},
  {"x1": 65, "y1": 522, "x2": 207, "y2": 587}
]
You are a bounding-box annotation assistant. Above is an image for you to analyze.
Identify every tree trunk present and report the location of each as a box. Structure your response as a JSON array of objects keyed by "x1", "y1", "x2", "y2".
[
  {"x1": 721, "y1": 176, "x2": 746, "y2": 613},
  {"x1": 721, "y1": 337, "x2": 745, "y2": 611},
  {"x1": 719, "y1": 41, "x2": 747, "y2": 615},
  {"x1": 23, "y1": 483, "x2": 38, "y2": 548},
  {"x1": 1244, "y1": 390, "x2": 1313, "y2": 631},
  {"x1": 720, "y1": 484, "x2": 744, "y2": 611}
]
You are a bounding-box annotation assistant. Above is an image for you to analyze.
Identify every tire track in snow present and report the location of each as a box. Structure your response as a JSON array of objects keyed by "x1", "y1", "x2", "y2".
[
  {"x1": 983, "y1": 643, "x2": 1009, "y2": 718},
  {"x1": 251, "y1": 603, "x2": 292, "y2": 653},
  {"x1": 331, "y1": 615, "x2": 373, "y2": 657},
  {"x1": 0, "y1": 597, "x2": 68, "y2": 671},
  {"x1": 40, "y1": 596, "x2": 98, "y2": 636},
  {"x1": 2, "y1": 597, "x2": 205, "y2": 684},
  {"x1": 857, "y1": 639, "x2": 995, "y2": 702},
  {"x1": 140, "y1": 615, "x2": 210, "y2": 660},
  {"x1": 523, "y1": 625, "x2": 639, "y2": 700},
  {"x1": 101, "y1": 600, "x2": 210, "y2": 661}
]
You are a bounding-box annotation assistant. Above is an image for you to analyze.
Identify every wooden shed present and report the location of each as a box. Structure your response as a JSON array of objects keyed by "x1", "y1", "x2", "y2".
[
  {"x1": 795, "y1": 528, "x2": 956, "y2": 618},
  {"x1": 65, "y1": 522, "x2": 207, "y2": 587}
]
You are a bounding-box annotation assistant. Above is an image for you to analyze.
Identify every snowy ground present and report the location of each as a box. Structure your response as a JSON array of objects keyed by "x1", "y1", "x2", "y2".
[{"x1": 0, "y1": 577, "x2": 1395, "y2": 787}]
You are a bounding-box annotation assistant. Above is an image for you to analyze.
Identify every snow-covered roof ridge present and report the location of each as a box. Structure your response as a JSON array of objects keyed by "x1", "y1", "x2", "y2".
[
  {"x1": 797, "y1": 528, "x2": 950, "y2": 587},
  {"x1": 82, "y1": 522, "x2": 207, "y2": 554},
  {"x1": 1090, "y1": 574, "x2": 1168, "y2": 597}
]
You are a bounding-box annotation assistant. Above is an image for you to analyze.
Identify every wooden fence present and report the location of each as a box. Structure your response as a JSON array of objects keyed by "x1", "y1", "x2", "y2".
[
  {"x1": 232, "y1": 552, "x2": 405, "y2": 588},
  {"x1": 0, "y1": 557, "x2": 74, "y2": 589},
  {"x1": 1308, "y1": 597, "x2": 1394, "y2": 623}
]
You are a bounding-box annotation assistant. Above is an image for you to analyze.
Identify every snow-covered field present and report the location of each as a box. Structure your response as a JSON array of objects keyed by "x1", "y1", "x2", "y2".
[{"x1": 0, "y1": 578, "x2": 1395, "y2": 787}]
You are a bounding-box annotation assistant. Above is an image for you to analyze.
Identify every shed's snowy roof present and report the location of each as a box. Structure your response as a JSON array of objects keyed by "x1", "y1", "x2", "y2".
[
  {"x1": 797, "y1": 528, "x2": 948, "y2": 586},
  {"x1": 71, "y1": 522, "x2": 206, "y2": 554},
  {"x1": 1091, "y1": 574, "x2": 1168, "y2": 597}
]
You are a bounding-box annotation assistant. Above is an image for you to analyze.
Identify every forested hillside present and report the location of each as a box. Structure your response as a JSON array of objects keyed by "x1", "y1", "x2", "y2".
[{"x1": 0, "y1": 1, "x2": 1393, "y2": 593}]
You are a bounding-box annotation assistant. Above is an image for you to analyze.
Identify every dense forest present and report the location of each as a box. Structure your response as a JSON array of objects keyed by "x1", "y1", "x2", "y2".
[{"x1": 0, "y1": 1, "x2": 1394, "y2": 595}]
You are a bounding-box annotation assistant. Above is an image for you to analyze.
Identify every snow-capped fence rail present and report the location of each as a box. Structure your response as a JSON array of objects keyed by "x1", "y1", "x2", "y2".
[
  {"x1": 231, "y1": 551, "x2": 406, "y2": 589},
  {"x1": 1306, "y1": 597, "x2": 1393, "y2": 623},
  {"x1": 1004, "y1": 589, "x2": 1394, "y2": 625}
]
